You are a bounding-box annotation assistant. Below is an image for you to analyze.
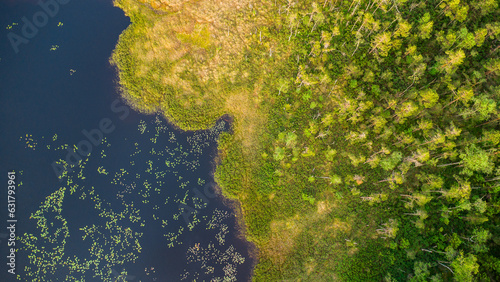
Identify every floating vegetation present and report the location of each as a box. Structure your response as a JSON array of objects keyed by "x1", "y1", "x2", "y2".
[
  {"x1": 57, "y1": 22, "x2": 63, "y2": 27},
  {"x1": 97, "y1": 166, "x2": 108, "y2": 175},
  {"x1": 69, "y1": 69, "x2": 76, "y2": 75},
  {"x1": 20, "y1": 134, "x2": 38, "y2": 150},
  {"x1": 183, "y1": 242, "x2": 245, "y2": 281},
  {"x1": 6, "y1": 22, "x2": 18, "y2": 30},
  {"x1": 18, "y1": 116, "x2": 246, "y2": 280},
  {"x1": 18, "y1": 187, "x2": 70, "y2": 281},
  {"x1": 138, "y1": 120, "x2": 147, "y2": 134},
  {"x1": 50, "y1": 45, "x2": 59, "y2": 51},
  {"x1": 207, "y1": 209, "x2": 230, "y2": 246},
  {"x1": 198, "y1": 178, "x2": 206, "y2": 186},
  {"x1": 181, "y1": 209, "x2": 245, "y2": 281}
]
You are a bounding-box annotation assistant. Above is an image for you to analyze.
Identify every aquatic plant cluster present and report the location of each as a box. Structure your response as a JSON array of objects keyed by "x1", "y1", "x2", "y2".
[
  {"x1": 16, "y1": 115, "x2": 247, "y2": 281},
  {"x1": 6, "y1": 0, "x2": 70, "y2": 54},
  {"x1": 180, "y1": 209, "x2": 247, "y2": 281}
]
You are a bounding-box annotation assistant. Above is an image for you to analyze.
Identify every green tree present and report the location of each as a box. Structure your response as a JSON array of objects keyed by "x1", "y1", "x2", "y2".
[
  {"x1": 410, "y1": 261, "x2": 431, "y2": 282},
  {"x1": 451, "y1": 252, "x2": 479, "y2": 282},
  {"x1": 370, "y1": 32, "x2": 393, "y2": 57},
  {"x1": 419, "y1": 89, "x2": 439, "y2": 108},
  {"x1": 485, "y1": 58, "x2": 500, "y2": 76},
  {"x1": 273, "y1": 147, "x2": 285, "y2": 161},
  {"x1": 469, "y1": 228, "x2": 491, "y2": 253},
  {"x1": 380, "y1": 151, "x2": 403, "y2": 171},
  {"x1": 460, "y1": 145, "x2": 494, "y2": 176},
  {"x1": 438, "y1": 49, "x2": 466, "y2": 74},
  {"x1": 418, "y1": 13, "x2": 433, "y2": 39},
  {"x1": 471, "y1": 0, "x2": 498, "y2": 16}
]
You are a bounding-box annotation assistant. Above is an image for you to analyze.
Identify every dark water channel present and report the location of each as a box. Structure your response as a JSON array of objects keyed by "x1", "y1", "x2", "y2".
[{"x1": 0, "y1": 0, "x2": 255, "y2": 281}]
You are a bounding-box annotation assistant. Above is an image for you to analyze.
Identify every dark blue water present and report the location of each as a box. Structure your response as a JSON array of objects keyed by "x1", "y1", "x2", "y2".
[{"x1": 0, "y1": 1, "x2": 255, "y2": 281}]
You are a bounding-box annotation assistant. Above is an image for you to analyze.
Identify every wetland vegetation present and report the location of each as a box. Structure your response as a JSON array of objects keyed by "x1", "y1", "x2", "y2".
[
  {"x1": 111, "y1": 0, "x2": 500, "y2": 280},
  {"x1": 18, "y1": 116, "x2": 253, "y2": 281}
]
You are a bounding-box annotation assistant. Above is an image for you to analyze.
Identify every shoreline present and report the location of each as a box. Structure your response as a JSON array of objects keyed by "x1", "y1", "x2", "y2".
[
  {"x1": 210, "y1": 130, "x2": 260, "y2": 281},
  {"x1": 110, "y1": 30, "x2": 259, "y2": 277}
]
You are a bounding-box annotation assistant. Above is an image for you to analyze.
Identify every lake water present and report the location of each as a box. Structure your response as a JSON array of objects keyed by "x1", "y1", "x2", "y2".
[{"x1": 0, "y1": 0, "x2": 255, "y2": 281}]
